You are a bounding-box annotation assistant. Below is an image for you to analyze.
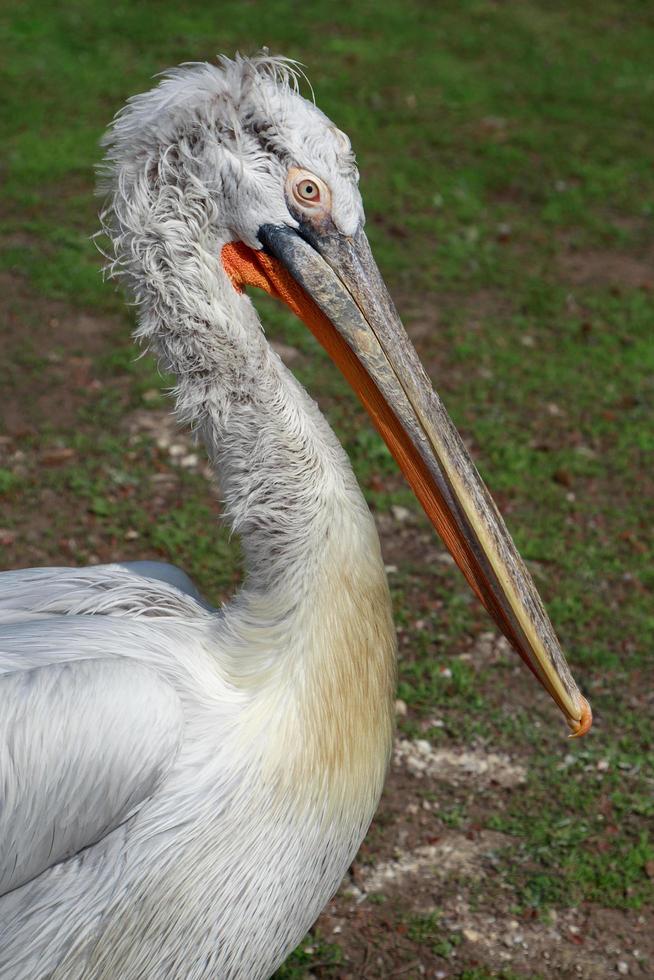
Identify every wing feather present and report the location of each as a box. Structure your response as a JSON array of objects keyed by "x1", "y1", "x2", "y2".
[
  {"x1": 0, "y1": 563, "x2": 213, "y2": 626},
  {"x1": 0, "y1": 656, "x2": 184, "y2": 896}
]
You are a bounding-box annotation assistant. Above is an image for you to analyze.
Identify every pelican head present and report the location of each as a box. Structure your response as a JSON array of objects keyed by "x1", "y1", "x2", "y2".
[{"x1": 103, "y1": 53, "x2": 591, "y2": 737}]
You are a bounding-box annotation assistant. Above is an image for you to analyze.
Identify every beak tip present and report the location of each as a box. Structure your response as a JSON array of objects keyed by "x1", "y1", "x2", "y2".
[{"x1": 567, "y1": 694, "x2": 593, "y2": 739}]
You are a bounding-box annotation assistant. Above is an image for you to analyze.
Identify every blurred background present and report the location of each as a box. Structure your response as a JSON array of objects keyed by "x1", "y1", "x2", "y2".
[{"x1": 1, "y1": 2, "x2": 652, "y2": 977}]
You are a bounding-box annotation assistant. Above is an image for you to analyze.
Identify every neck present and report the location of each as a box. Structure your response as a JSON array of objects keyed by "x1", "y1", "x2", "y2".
[
  {"x1": 132, "y1": 230, "x2": 397, "y2": 809},
  {"x1": 134, "y1": 233, "x2": 375, "y2": 594}
]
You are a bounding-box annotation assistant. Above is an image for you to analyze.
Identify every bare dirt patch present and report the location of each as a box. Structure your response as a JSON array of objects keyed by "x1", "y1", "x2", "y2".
[
  {"x1": 1, "y1": 271, "x2": 127, "y2": 433},
  {"x1": 400, "y1": 288, "x2": 513, "y2": 340},
  {"x1": 311, "y1": 740, "x2": 653, "y2": 979},
  {"x1": 352, "y1": 829, "x2": 512, "y2": 897},
  {"x1": 557, "y1": 249, "x2": 654, "y2": 289}
]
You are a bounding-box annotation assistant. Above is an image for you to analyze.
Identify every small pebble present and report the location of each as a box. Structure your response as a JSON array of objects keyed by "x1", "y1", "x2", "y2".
[{"x1": 617, "y1": 962, "x2": 629, "y2": 976}]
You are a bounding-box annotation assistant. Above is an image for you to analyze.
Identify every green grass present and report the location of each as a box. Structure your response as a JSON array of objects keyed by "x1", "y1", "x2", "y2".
[
  {"x1": 1, "y1": 0, "x2": 653, "y2": 973},
  {"x1": 406, "y1": 910, "x2": 463, "y2": 958},
  {"x1": 487, "y1": 736, "x2": 654, "y2": 912},
  {"x1": 273, "y1": 934, "x2": 343, "y2": 978}
]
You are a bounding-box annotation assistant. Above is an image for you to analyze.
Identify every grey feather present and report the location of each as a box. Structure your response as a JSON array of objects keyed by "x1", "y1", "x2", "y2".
[
  {"x1": 0, "y1": 657, "x2": 184, "y2": 895},
  {"x1": 118, "y1": 560, "x2": 213, "y2": 609}
]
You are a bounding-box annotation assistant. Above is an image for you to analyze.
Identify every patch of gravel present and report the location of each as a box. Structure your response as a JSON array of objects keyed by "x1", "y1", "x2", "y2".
[
  {"x1": 458, "y1": 629, "x2": 512, "y2": 666},
  {"x1": 347, "y1": 830, "x2": 510, "y2": 899},
  {"x1": 393, "y1": 738, "x2": 527, "y2": 789},
  {"x1": 438, "y1": 897, "x2": 648, "y2": 980},
  {"x1": 125, "y1": 409, "x2": 213, "y2": 478},
  {"x1": 126, "y1": 407, "x2": 180, "y2": 441}
]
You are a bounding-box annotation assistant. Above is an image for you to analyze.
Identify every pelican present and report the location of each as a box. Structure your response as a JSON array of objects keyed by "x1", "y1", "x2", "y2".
[{"x1": 0, "y1": 54, "x2": 591, "y2": 979}]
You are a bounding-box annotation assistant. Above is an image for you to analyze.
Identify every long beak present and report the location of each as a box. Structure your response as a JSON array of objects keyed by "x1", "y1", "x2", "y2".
[{"x1": 221, "y1": 224, "x2": 591, "y2": 737}]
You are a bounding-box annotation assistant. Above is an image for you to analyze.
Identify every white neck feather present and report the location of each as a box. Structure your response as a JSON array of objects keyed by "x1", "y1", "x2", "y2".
[{"x1": 141, "y1": 231, "x2": 368, "y2": 601}]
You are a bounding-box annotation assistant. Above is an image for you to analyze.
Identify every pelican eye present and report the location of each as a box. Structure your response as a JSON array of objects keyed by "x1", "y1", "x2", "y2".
[{"x1": 294, "y1": 176, "x2": 322, "y2": 204}]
